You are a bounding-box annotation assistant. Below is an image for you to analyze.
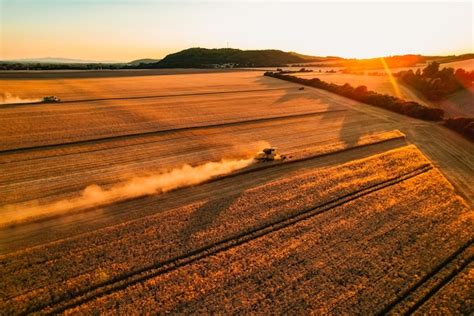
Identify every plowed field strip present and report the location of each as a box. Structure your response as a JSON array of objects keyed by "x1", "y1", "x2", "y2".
[
  {"x1": 25, "y1": 164, "x2": 431, "y2": 314},
  {"x1": 0, "y1": 110, "x2": 345, "y2": 155}
]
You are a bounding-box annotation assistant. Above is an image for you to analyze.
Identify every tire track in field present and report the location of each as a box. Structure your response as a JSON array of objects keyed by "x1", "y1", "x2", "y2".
[
  {"x1": 409, "y1": 255, "x2": 473, "y2": 314},
  {"x1": 26, "y1": 164, "x2": 432, "y2": 315},
  {"x1": 1, "y1": 87, "x2": 289, "y2": 107},
  {"x1": 378, "y1": 239, "x2": 474, "y2": 315},
  {"x1": 0, "y1": 109, "x2": 346, "y2": 155}
]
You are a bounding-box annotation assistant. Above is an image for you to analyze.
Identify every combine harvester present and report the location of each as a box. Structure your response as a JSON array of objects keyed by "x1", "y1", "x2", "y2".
[
  {"x1": 255, "y1": 147, "x2": 286, "y2": 162},
  {"x1": 42, "y1": 96, "x2": 61, "y2": 103}
]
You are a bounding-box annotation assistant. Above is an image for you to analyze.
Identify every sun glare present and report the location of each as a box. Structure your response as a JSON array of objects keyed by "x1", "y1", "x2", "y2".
[{"x1": 380, "y1": 57, "x2": 402, "y2": 99}]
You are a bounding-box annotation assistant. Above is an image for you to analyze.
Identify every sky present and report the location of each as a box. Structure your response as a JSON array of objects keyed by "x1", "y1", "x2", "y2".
[{"x1": 0, "y1": 0, "x2": 472, "y2": 62}]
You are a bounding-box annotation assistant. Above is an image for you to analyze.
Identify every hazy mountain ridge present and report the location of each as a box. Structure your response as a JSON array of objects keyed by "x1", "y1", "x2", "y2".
[
  {"x1": 1, "y1": 49, "x2": 472, "y2": 70},
  {"x1": 1, "y1": 57, "x2": 124, "y2": 64}
]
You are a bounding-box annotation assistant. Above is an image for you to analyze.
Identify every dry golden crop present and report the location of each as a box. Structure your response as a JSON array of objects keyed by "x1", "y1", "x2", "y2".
[
  {"x1": 0, "y1": 70, "x2": 472, "y2": 314},
  {"x1": 60, "y1": 161, "x2": 471, "y2": 314},
  {"x1": 1, "y1": 145, "x2": 471, "y2": 314},
  {"x1": 414, "y1": 262, "x2": 474, "y2": 314}
]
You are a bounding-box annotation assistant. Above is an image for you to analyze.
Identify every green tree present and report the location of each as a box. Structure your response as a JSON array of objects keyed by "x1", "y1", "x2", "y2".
[{"x1": 422, "y1": 62, "x2": 440, "y2": 78}]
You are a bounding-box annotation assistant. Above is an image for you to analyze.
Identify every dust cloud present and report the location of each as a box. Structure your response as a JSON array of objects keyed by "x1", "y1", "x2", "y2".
[
  {"x1": 1, "y1": 141, "x2": 271, "y2": 226},
  {"x1": 0, "y1": 92, "x2": 42, "y2": 105}
]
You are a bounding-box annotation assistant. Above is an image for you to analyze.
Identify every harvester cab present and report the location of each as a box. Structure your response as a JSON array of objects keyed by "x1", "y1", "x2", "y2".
[{"x1": 255, "y1": 147, "x2": 286, "y2": 162}]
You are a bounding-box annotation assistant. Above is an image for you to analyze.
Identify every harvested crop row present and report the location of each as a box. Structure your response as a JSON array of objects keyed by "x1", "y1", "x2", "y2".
[
  {"x1": 0, "y1": 109, "x2": 382, "y2": 163},
  {"x1": 0, "y1": 112, "x2": 383, "y2": 188},
  {"x1": 59, "y1": 169, "x2": 471, "y2": 314},
  {"x1": 0, "y1": 127, "x2": 400, "y2": 208},
  {"x1": 0, "y1": 145, "x2": 427, "y2": 314}
]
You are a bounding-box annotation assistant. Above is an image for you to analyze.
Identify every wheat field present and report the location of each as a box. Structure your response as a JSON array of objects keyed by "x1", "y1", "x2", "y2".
[{"x1": 0, "y1": 70, "x2": 472, "y2": 314}]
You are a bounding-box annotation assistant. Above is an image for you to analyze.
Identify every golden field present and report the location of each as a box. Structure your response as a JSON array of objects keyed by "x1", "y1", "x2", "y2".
[{"x1": 0, "y1": 70, "x2": 472, "y2": 314}]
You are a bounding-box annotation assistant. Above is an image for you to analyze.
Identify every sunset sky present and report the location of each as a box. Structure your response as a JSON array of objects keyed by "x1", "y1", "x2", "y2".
[{"x1": 1, "y1": 0, "x2": 472, "y2": 62}]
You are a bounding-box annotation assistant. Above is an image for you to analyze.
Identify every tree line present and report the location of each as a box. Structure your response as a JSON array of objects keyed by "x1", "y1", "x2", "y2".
[
  {"x1": 397, "y1": 62, "x2": 474, "y2": 100},
  {"x1": 264, "y1": 71, "x2": 444, "y2": 120}
]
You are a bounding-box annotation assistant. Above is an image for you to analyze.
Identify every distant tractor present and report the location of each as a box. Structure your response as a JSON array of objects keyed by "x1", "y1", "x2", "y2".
[
  {"x1": 255, "y1": 147, "x2": 286, "y2": 162},
  {"x1": 42, "y1": 96, "x2": 61, "y2": 103}
]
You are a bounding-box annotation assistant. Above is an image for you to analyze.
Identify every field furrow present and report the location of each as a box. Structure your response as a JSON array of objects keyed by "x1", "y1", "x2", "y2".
[
  {"x1": 386, "y1": 243, "x2": 473, "y2": 315},
  {"x1": 413, "y1": 261, "x2": 474, "y2": 315}
]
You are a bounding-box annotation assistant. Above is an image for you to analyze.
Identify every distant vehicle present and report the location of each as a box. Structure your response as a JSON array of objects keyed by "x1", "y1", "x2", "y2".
[
  {"x1": 255, "y1": 147, "x2": 286, "y2": 162},
  {"x1": 299, "y1": 87, "x2": 305, "y2": 90},
  {"x1": 42, "y1": 96, "x2": 61, "y2": 103}
]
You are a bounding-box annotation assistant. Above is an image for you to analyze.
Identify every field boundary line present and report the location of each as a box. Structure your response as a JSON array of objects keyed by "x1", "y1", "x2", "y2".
[
  {"x1": 26, "y1": 164, "x2": 432, "y2": 315},
  {"x1": 0, "y1": 87, "x2": 289, "y2": 107},
  {"x1": 0, "y1": 134, "x2": 407, "y2": 229},
  {"x1": 0, "y1": 109, "x2": 346, "y2": 156},
  {"x1": 377, "y1": 239, "x2": 474, "y2": 315}
]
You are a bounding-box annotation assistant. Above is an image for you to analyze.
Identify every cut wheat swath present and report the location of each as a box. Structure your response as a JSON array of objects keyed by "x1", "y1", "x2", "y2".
[{"x1": 0, "y1": 156, "x2": 259, "y2": 227}]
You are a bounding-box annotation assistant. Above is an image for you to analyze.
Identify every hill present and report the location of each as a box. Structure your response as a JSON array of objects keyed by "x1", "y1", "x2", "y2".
[
  {"x1": 147, "y1": 48, "x2": 322, "y2": 68},
  {"x1": 435, "y1": 53, "x2": 474, "y2": 64},
  {"x1": 127, "y1": 58, "x2": 161, "y2": 66}
]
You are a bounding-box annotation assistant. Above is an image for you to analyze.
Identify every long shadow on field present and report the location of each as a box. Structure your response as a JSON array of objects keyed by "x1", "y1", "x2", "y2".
[
  {"x1": 255, "y1": 74, "x2": 389, "y2": 149},
  {"x1": 180, "y1": 192, "x2": 243, "y2": 246}
]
